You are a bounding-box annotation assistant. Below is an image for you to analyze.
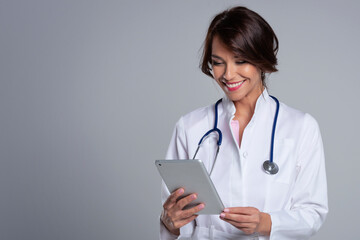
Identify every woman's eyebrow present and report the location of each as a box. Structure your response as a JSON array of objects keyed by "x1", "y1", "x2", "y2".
[
  {"x1": 211, "y1": 55, "x2": 223, "y2": 60},
  {"x1": 211, "y1": 55, "x2": 243, "y2": 60}
]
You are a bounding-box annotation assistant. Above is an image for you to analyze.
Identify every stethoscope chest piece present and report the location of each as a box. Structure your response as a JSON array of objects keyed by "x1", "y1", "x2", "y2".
[{"x1": 263, "y1": 160, "x2": 279, "y2": 175}]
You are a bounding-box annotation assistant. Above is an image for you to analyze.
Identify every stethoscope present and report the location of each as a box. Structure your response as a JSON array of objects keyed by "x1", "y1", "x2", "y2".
[{"x1": 192, "y1": 96, "x2": 280, "y2": 175}]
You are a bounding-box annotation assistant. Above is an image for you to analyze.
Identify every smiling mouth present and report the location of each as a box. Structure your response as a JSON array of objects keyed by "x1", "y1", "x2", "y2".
[{"x1": 221, "y1": 80, "x2": 246, "y2": 91}]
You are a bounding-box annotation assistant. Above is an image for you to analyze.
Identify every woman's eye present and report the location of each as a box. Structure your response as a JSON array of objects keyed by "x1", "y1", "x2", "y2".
[
  {"x1": 236, "y1": 61, "x2": 246, "y2": 65},
  {"x1": 212, "y1": 61, "x2": 223, "y2": 66}
]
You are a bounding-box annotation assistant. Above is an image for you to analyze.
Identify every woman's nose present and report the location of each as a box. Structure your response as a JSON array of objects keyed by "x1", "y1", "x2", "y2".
[{"x1": 223, "y1": 63, "x2": 236, "y2": 80}]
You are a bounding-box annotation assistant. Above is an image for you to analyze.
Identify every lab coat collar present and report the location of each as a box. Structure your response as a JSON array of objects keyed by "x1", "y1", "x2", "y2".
[{"x1": 222, "y1": 88, "x2": 271, "y2": 119}]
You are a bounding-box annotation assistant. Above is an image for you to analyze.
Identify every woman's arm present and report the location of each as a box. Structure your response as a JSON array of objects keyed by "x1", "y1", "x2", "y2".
[
  {"x1": 219, "y1": 114, "x2": 328, "y2": 238},
  {"x1": 269, "y1": 114, "x2": 328, "y2": 238},
  {"x1": 160, "y1": 118, "x2": 197, "y2": 240}
]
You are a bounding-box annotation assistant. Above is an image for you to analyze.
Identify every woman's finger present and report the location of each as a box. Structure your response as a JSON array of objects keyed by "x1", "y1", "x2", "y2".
[
  {"x1": 224, "y1": 207, "x2": 258, "y2": 215},
  {"x1": 172, "y1": 215, "x2": 198, "y2": 230},
  {"x1": 221, "y1": 218, "x2": 257, "y2": 234},
  {"x1": 179, "y1": 203, "x2": 205, "y2": 219},
  {"x1": 220, "y1": 212, "x2": 253, "y2": 223},
  {"x1": 221, "y1": 217, "x2": 254, "y2": 228},
  {"x1": 176, "y1": 193, "x2": 198, "y2": 210},
  {"x1": 163, "y1": 188, "x2": 185, "y2": 209}
]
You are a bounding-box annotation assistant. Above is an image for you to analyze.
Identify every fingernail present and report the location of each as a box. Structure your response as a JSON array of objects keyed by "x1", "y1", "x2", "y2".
[
  {"x1": 220, "y1": 213, "x2": 225, "y2": 218},
  {"x1": 199, "y1": 204, "x2": 204, "y2": 209},
  {"x1": 191, "y1": 194, "x2": 197, "y2": 200},
  {"x1": 224, "y1": 208, "x2": 229, "y2": 213},
  {"x1": 178, "y1": 188, "x2": 184, "y2": 194}
]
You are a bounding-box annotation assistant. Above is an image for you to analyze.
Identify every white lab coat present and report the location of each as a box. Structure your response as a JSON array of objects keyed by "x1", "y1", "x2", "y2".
[{"x1": 160, "y1": 89, "x2": 328, "y2": 240}]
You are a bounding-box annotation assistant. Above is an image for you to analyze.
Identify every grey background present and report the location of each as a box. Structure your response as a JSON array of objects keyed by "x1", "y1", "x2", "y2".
[{"x1": 1, "y1": 0, "x2": 359, "y2": 239}]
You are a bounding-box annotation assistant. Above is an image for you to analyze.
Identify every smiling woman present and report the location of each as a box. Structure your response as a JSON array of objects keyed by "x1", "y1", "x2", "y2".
[
  {"x1": 201, "y1": 6, "x2": 278, "y2": 85},
  {"x1": 160, "y1": 6, "x2": 328, "y2": 240},
  {"x1": 210, "y1": 35, "x2": 264, "y2": 104}
]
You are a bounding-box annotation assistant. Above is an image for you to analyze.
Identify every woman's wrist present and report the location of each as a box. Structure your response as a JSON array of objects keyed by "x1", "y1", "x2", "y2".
[
  {"x1": 257, "y1": 212, "x2": 272, "y2": 236},
  {"x1": 160, "y1": 216, "x2": 180, "y2": 236}
]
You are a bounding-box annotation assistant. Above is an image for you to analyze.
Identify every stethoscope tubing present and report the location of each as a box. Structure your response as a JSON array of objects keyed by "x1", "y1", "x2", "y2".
[
  {"x1": 196, "y1": 99, "x2": 223, "y2": 146},
  {"x1": 193, "y1": 95, "x2": 280, "y2": 175},
  {"x1": 269, "y1": 95, "x2": 280, "y2": 164}
]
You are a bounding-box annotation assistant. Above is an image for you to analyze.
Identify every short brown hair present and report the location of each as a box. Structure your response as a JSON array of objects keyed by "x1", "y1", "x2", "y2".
[{"x1": 200, "y1": 6, "x2": 279, "y2": 82}]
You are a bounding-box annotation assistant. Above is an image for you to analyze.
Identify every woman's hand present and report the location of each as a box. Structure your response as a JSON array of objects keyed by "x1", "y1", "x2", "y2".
[
  {"x1": 161, "y1": 188, "x2": 205, "y2": 236},
  {"x1": 220, "y1": 207, "x2": 271, "y2": 236}
]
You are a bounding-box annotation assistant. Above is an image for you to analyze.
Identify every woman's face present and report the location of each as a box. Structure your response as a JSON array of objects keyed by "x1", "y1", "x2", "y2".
[{"x1": 211, "y1": 35, "x2": 263, "y2": 104}]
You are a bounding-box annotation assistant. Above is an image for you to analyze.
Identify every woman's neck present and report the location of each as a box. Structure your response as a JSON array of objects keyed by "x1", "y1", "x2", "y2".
[
  {"x1": 232, "y1": 86, "x2": 264, "y2": 121},
  {"x1": 233, "y1": 100, "x2": 256, "y2": 121}
]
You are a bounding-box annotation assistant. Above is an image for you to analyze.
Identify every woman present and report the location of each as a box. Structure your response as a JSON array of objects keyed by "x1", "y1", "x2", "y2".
[{"x1": 160, "y1": 6, "x2": 328, "y2": 239}]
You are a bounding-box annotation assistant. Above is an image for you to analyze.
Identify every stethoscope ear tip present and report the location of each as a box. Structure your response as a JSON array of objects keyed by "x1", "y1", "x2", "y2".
[{"x1": 263, "y1": 160, "x2": 279, "y2": 175}]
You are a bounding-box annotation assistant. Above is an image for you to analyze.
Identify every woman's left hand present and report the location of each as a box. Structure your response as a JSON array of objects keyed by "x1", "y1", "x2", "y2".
[{"x1": 219, "y1": 207, "x2": 271, "y2": 236}]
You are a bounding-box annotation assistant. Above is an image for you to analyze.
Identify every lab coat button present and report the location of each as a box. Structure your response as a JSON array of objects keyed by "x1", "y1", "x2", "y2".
[{"x1": 243, "y1": 151, "x2": 248, "y2": 158}]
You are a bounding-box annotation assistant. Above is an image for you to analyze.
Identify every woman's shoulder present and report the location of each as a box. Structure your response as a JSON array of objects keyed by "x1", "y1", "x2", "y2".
[
  {"x1": 278, "y1": 100, "x2": 320, "y2": 132},
  {"x1": 175, "y1": 103, "x2": 214, "y2": 130}
]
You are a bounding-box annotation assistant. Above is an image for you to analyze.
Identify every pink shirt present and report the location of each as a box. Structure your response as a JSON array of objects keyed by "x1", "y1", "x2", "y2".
[{"x1": 230, "y1": 119, "x2": 240, "y2": 147}]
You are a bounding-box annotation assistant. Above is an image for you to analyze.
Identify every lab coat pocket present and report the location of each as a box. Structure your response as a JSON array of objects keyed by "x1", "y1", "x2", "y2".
[{"x1": 261, "y1": 139, "x2": 296, "y2": 212}]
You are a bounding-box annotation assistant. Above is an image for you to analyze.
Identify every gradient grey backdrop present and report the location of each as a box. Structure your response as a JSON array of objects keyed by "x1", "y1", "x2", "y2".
[{"x1": 1, "y1": 0, "x2": 359, "y2": 239}]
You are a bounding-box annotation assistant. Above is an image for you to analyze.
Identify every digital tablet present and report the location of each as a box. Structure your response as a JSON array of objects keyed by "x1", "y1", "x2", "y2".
[{"x1": 155, "y1": 159, "x2": 224, "y2": 215}]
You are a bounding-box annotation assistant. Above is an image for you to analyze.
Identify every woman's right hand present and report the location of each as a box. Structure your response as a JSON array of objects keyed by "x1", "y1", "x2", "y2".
[{"x1": 161, "y1": 188, "x2": 205, "y2": 235}]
